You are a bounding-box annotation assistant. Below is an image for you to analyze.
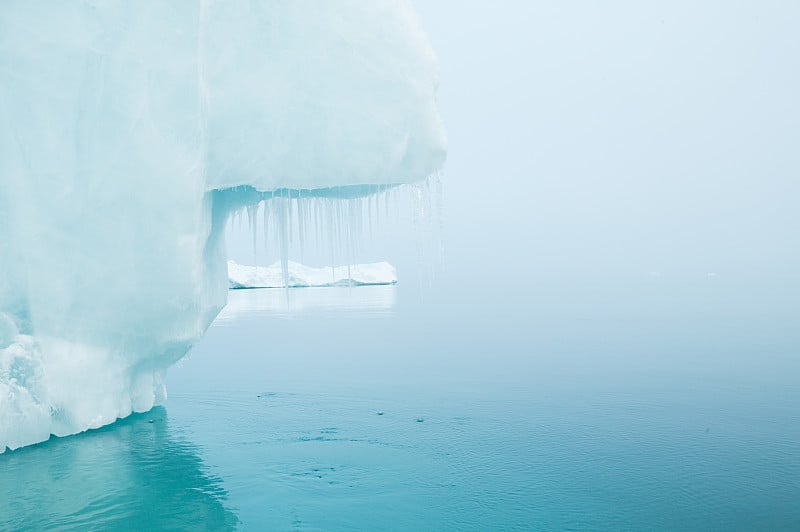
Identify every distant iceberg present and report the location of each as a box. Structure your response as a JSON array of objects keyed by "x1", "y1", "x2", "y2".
[{"x1": 228, "y1": 260, "x2": 397, "y2": 289}]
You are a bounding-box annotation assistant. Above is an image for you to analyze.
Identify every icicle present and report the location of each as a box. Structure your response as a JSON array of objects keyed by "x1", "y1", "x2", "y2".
[
  {"x1": 328, "y1": 199, "x2": 336, "y2": 284},
  {"x1": 262, "y1": 198, "x2": 270, "y2": 262},
  {"x1": 315, "y1": 198, "x2": 323, "y2": 256},
  {"x1": 274, "y1": 194, "x2": 289, "y2": 289},
  {"x1": 225, "y1": 175, "x2": 443, "y2": 297},
  {"x1": 287, "y1": 189, "x2": 294, "y2": 245},
  {"x1": 296, "y1": 191, "x2": 305, "y2": 260},
  {"x1": 246, "y1": 203, "x2": 258, "y2": 266},
  {"x1": 367, "y1": 193, "x2": 374, "y2": 241}
]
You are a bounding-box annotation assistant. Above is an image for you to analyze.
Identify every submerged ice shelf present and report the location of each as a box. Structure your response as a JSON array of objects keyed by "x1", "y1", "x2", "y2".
[
  {"x1": 0, "y1": 1, "x2": 445, "y2": 453},
  {"x1": 228, "y1": 260, "x2": 397, "y2": 289}
]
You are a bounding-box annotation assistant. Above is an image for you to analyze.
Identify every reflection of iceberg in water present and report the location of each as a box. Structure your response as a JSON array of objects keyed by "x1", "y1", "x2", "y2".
[
  {"x1": 0, "y1": 408, "x2": 238, "y2": 530},
  {"x1": 215, "y1": 286, "x2": 397, "y2": 322}
]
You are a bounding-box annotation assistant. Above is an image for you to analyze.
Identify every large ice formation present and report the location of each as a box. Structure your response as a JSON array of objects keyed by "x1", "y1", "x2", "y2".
[{"x1": 0, "y1": 1, "x2": 445, "y2": 452}]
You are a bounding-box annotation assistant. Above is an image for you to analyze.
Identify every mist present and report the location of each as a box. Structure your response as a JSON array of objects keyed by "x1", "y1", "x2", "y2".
[{"x1": 228, "y1": 1, "x2": 799, "y2": 312}]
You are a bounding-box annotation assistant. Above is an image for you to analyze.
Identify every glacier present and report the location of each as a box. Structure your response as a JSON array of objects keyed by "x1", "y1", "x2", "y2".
[
  {"x1": 228, "y1": 260, "x2": 397, "y2": 289},
  {"x1": 0, "y1": 1, "x2": 445, "y2": 452}
]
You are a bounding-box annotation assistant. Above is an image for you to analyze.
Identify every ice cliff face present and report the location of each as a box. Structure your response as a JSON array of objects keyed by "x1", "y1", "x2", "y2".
[{"x1": 0, "y1": 1, "x2": 445, "y2": 452}]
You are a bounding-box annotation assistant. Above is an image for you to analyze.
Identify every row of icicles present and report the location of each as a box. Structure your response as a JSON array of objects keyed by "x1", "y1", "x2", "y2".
[{"x1": 227, "y1": 173, "x2": 444, "y2": 288}]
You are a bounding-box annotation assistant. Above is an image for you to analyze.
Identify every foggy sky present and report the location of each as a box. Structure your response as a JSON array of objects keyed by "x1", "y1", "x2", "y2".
[{"x1": 228, "y1": 1, "x2": 799, "y2": 296}]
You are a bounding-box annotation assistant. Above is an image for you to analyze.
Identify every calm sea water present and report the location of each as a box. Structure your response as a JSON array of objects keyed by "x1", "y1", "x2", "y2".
[{"x1": 2, "y1": 280, "x2": 799, "y2": 530}]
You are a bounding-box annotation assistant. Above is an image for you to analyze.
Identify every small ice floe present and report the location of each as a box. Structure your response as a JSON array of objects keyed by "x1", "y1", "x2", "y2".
[{"x1": 228, "y1": 260, "x2": 397, "y2": 289}]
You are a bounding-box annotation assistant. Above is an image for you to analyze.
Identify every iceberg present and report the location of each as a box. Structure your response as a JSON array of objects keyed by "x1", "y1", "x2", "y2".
[
  {"x1": 0, "y1": 1, "x2": 445, "y2": 452},
  {"x1": 228, "y1": 260, "x2": 397, "y2": 289}
]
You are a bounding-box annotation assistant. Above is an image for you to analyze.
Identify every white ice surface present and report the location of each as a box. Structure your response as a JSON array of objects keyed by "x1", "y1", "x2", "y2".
[
  {"x1": 0, "y1": 1, "x2": 444, "y2": 452},
  {"x1": 228, "y1": 260, "x2": 397, "y2": 289}
]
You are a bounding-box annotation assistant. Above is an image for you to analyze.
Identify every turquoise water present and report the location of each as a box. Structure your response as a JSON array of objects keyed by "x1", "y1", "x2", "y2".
[{"x1": 2, "y1": 282, "x2": 799, "y2": 530}]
